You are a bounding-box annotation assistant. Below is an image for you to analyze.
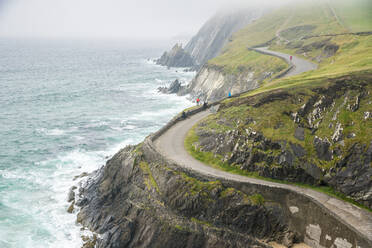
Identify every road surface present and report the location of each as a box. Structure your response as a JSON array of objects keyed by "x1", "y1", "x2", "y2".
[{"x1": 253, "y1": 47, "x2": 317, "y2": 77}]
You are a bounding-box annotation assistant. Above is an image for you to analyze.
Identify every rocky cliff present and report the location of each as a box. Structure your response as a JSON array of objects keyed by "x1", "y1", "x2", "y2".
[
  {"x1": 184, "y1": 8, "x2": 263, "y2": 68},
  {"x1": 188, "y1": 73, "x2": 372, "y2": 209},
  {"x1": 156, "y1": 44, "x2": 195, "y2": 68},
  {"x1": 156, "y1": 7, "x2": 262, "y2": 69},
  {"x1": 73, "y1": 145, "x2": 293, "y2": 248},
  {"x1": 186, "y1": 65, "x2": 259, "y2": 101},
  {"x1": 185, "y1": 64, "x2": 275, "y2": 102}
]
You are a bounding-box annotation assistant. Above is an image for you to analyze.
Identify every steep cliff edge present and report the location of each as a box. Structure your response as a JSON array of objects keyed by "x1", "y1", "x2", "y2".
[
  {"x1": 156, "y1": 7, "x2": 263, "y2": 69},
  {"x1": 186, "y1": 72, "x2": 372, "y2": 209},
  {"x1": 156, "y1": 43, "x2": 195, "y2": 68},
  {"x1": 184, "y1": 8, "x2": 263, "y2": 68},
  {"x1": 185, "y1": 56, "x2": 287, "y2": 101},
  {"x1": 185, "y1": 65, "x2": 261, "y2": 101},
  {"x1": 74, "y1": 145, "x2": 293, "y2": 248}
]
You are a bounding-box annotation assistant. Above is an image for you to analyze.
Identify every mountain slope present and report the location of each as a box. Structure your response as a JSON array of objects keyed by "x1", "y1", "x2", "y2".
[
  {"x1": 184, "y1": 0, "x2": 372, "y2": 209},
  {"x1": 184, "y1": 7, "x2": 263, "y2": 68},
  {"x1": 186, "y1": 0, "x2": 372, "y2": 101},
  {"x1": 156, "y1": 7, "x2": 263, "y2": 69}
]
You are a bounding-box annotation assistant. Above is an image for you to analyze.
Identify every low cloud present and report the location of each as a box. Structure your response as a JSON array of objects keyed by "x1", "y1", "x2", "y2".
[{"x1": 0, "y1": 0, "x2": 295, "y2": 39}]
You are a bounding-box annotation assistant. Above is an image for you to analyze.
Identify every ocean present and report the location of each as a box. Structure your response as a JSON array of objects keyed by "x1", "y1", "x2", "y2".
[{"x1": 0, "y1": 38, "x2": 195, "y2": 247}]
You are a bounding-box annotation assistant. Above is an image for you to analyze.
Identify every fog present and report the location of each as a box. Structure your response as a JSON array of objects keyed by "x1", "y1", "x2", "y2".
[{"x1": 0, "y1": 0, "x2": 293, "y2": 40}]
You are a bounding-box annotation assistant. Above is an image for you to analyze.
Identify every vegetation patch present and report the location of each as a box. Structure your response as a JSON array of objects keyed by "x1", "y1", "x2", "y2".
[
  {"x1": 249, "y1": 194, "x2": 265, "y2": 206},
  {"x1": 139, "y1": 161, "x2": 160, "y2": 193}
]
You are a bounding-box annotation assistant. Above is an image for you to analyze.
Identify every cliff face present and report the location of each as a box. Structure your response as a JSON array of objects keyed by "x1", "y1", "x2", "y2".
[
  {"x1": 186, "y1": 65, "x2": 272, "y2": 102},
  {"x1": 184, "y1": 8, "x2": 262, "y2": 68},
  {"x1": 156, "y1": 44, "x2": 195, "y2": 68},
  {"x1": 156, "y1": 8, "x2": 262, "y2": 69},
  {"x1": 189, "y1": 74, "x2": 372, "y2": 209},
  {"x1": 75, "y1": 145, "x2": 292, "y2": 248}
]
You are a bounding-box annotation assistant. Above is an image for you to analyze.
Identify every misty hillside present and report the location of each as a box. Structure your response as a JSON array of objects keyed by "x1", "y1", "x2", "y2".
[
  {"x1": 185, "y1": 0, "x2": 372, "y2": 208},
  {"x1": 156, "y1": 7, "x2": 264, "y2": 69},
  {"x1": 184, "y1": 7, "x2": 264, "y2": 68}
]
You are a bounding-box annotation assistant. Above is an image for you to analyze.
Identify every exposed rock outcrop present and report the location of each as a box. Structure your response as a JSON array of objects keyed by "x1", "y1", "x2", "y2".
[
  {"x1": 185, "y1": 65, "x2": 264, "y2": 101},
  {"x1": 191, "y1": 75, "x2": 372, "y2": 207},
  {"x1": 156, "y1": 43, "x2": 195, "y2": 68},
  {"x1": 158, "y1": 79, "x2": 186, "y2": 95},
  {"x1": 196, "y1": 128, "x2": 321, "y2": 185},
  {"x1": 75, "y1": 145, "x2": 292, "y2": 247},
  {"x1": 328, "y1": 142, "x2": 372, "y2": 209},
  {"x1": 184, "y1": 8, "x2": 263, "y2": 69}
]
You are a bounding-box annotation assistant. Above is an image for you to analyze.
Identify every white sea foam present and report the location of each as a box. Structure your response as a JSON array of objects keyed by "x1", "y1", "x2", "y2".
[
  {"x1": 144, "y1": 58, "x2": 156, "y2": 65},
  {"x1": 1, "y1": 41, "x2": 197, "y2": 248},
  {"x1": 27, "y1": 141, "x2": 132, "y2": 248},
  {"x1": 37, "y1": 128, "x2": 66, "y2": 136},
  {"x1": 155, "y1": 78, "x2": 163, "y2": 84}
]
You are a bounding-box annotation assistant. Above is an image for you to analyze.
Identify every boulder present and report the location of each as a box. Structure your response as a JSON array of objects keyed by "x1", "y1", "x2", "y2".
[
  {"x1": 294, "y1": 126, "x2": 305, "y2": 141},
  {"x1": 158, "y1": 79, "x2": 185, "y2": 95},
  {"x1": 290, "y1": 143, "x2": 305, "y2": 158},
  {"x1": 156, "y1": 43, "x2": 195, "y2": 68},
  {"x1": 313, "y1": 136, "x2": 332, "y2": 161},
  {"x1": 328, "y1": 142, "x2": 372, "y2": 208}
]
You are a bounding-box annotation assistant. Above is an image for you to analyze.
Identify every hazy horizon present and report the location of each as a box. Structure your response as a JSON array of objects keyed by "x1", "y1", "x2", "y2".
[{"x1": 0, "y1": 0, "x2": 293, "y2": 40}]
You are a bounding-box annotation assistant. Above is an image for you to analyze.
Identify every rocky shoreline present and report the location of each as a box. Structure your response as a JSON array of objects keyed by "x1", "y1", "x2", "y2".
[{"x1": 70, "y1": 145, "x2": 295, "y2": 248}]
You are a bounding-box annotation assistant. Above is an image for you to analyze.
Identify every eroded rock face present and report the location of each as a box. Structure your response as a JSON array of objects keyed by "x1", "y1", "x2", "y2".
[
  {"x1": 185, "y1": 65, "x2": 262, "y2": 102},
  {"x1": 328, "y1": 142, "x2": 372, "y2": 209},
  {"x1": 313, "y1": 136, "x2": 332, "y2": 161},
  {"x1": 193, "y1": 76, "x2": 372, "y2": 208},
  {"x1": 197, "y1": 128, "x2": 319, "y2": 185},
  {"x1": 157, "y1": 79, "x2": 187, "y2": 95},
  {"x1": 157, "y1": 8, "x2": 263, "y2": 70},
  {"x1": 156, "y1": 43, "x2": 195, "y2": 68},
  {"x1": 76, "y1": 145, "x2": 291, "y2": 247}
]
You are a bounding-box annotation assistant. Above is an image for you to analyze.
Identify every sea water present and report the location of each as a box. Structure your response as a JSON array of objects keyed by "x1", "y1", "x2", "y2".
[{"x1": 0, "y1": 38, "x2": 195, "y2": 247}]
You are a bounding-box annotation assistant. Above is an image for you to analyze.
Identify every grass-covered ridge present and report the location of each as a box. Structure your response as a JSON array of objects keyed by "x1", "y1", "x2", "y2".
[
  {"x1": 182, "y1": 0, "x2": 372, "y2": 209},
  {"x1": 209, "y1": 0, "x2": 372, "y2": 77},
  {"x1": 329, "y1": 0, "x2": 372, "y2": 32},
  {"x1": 184, "y1": 106, "x2": 372, "y2": 212}
]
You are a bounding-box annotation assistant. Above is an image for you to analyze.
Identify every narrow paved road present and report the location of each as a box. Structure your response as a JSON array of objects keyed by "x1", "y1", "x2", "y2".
[
  {"x1": 154, "y1": 110, "x2": 372, "y2": 242},
  {"x1": 253, "y1": 47, "x2": 318, "y2": 77}
]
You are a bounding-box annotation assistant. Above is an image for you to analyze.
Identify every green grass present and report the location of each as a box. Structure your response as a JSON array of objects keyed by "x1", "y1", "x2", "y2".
[
  {"x1": 208, "y1": 0, "x2": 348, "y2": 74},
  {"x1": 179, "y1": 0, "x2": 372, "y2": 213},
  {"x1": 139, "y1": 161, "x2": 160, "y2": 193},
  {"x1": 329, "y1": 0, "x2": 372, "y2": 32},
  {"x1": 249, "y1": 194, "x2": 265, "y2": 205},
  {"x1": 209, "y1": 49, "x2": 287, "y2": 75},
  {"x1": 208, "y1": 0, "x2": 372, "y2": 82},
  {"x1": 191, "y1": 217, "x2": 212, "y2": 227},
  {"x1": 184, "y1": 123, "x2": 371, "y2": 212},
  {"x1": 180, "y1": 171, "x2": 222, "y2": 196}
]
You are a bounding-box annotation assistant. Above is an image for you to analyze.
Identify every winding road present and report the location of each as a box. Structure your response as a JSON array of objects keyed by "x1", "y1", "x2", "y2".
[
  {"x1": 153, "y1": 48, "x2": 372, "y2": 244},
  {"x1": 155, "y1": 110, "x2": 372, "y2": 243},
  {"x1": 252, "y1": 47, "x2": 318, "y2": 77}
]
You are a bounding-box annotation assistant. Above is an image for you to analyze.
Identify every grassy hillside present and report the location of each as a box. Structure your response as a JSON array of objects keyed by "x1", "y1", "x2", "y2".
[
  {"x1": 209, "y1": 0, "x2": 372, "y2": 77},
  {"x1": 184, "y1": 0, "x2": 372, "y2": 209},
  {"x1": 329, "y1": 0, "x2": 372, "y2": 32}
]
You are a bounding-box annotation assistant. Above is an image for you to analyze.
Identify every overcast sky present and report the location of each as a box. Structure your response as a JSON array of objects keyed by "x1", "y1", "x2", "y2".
[{"x1": 0, "y1": 0, "x2": 290, "y2": 40}]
